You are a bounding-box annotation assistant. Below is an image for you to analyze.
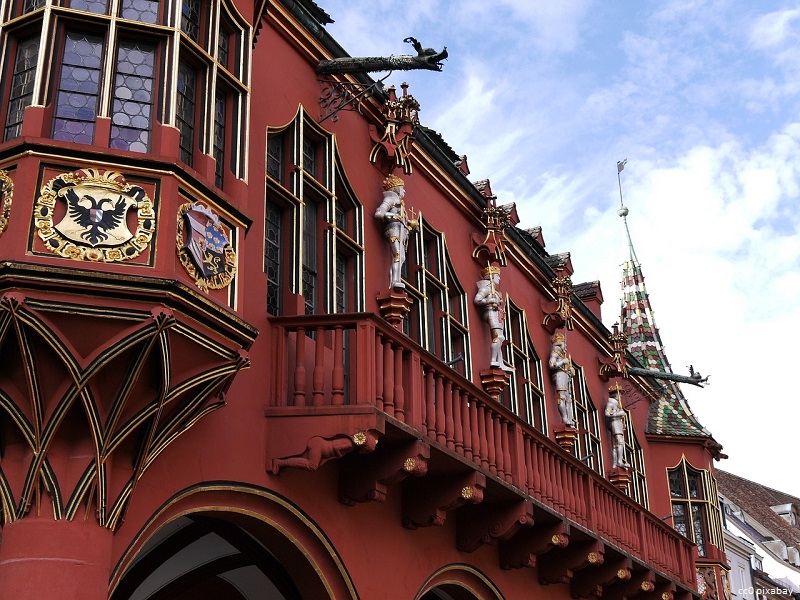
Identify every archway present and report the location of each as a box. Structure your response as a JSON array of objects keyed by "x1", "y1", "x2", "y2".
[
  {"x1": 415, "y1": 564, "x2": 505, "y2": 600},
  {"x1": 110, "y1": 484, "x2": 357, "y2": 600}
]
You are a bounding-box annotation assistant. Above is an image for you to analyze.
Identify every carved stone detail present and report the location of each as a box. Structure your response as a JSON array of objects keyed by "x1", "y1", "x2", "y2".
[{"x1": 376, "y1": 289, "x2": 414, "y2": 329}]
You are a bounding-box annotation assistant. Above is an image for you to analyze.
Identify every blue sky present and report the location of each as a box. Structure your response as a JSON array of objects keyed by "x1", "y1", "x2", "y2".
[{"x1": 326, "y1": 1, "x2": 800, "y2": 497}]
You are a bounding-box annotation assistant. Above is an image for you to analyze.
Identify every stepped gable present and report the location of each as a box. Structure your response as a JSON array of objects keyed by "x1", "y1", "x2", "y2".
[{"x1": 717, "y1": 470, "x2": 800, "y2": 549}]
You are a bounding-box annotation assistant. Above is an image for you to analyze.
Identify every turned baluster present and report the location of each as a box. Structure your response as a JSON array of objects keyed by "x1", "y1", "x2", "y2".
[
  {"x1": 425, "y1": 368, "x2": 436, "y2": 438},
  {"x1": 375, "y1": 333, "x2": 384, "y2": 410},
  {"x1": 435, "y1": 374, "x2": 446, "y2": 444},
  {"x1": 393, "y1": 344, "x2": 404, "y2": 419},
  {"x1": 458, "y1": 390, "x2": 469, "y2": 457},
  {"x1": 331, "y1": 326, "x2": 344, "y2": 405},
  {"x1": 383, "y1": 339, "x2": 395, "y2": 416},
  {"x1": 486, "y1": 409, "x2": 497, "y2": 475},
  {"x1": 470, "y1": 399, "x2": 480, "y2": 466},
  {"x1": 444, "y1": 380, "x2": 454, "y2": 450},
  {"x1": 477, "y1": 404, "x2": 488, "y2": 469},
  {"x1": 493, "y1": 415, "x2": 504, "y2": 478},
  {"x1": 293, "y1": 328, "x2": 307, "y2": 406},
  {"x1": 501, "y1": 420, "x2": 512, "y2": 483}
]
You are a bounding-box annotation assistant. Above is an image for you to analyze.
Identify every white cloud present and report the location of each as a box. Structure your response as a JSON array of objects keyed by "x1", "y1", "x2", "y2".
[{"x1": 325, "y1": 0, "x2": 800, "y2": 496}]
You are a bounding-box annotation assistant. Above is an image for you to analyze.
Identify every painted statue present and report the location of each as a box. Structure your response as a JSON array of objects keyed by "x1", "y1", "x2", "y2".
[
  {"x1": 549, "y1": 332, "x2": 576, "y2": 427},
  {"x1": 374, "y1": 174, "x2": 418, "y2": 290},
  {"x1": 474, "y1": 265, "x2": 513, "y2": 371},
  {"x1": 605, "y1": 386, "x2": 631, "y2": 469}
]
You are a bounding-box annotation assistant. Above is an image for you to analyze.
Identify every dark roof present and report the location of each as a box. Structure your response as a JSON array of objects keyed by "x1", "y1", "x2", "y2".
[
  {"x1": 545, "y1": 252, "x2": 570, "y2": 271},
  {"x1": 717, "y1": 469, "x2": 800, "y2": 549},
  {"x1": 574, "y1": 280, "x2": 601, "y2": 299}
]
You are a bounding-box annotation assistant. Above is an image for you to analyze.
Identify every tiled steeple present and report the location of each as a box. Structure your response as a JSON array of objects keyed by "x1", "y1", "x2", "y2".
[{"x1": 617, "y1": 187, "x2": 708, "y2": 437}]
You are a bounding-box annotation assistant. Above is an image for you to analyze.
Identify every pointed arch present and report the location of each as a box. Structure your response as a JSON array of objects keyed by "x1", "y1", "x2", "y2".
[
  {"x1": 666, "y1": 456, "x2": 723, "y2": 557},
  {"x1": 502, "y1": 297, "x2": 547, "y2": 433},
  {"x1": 265, "y1": 105, "x2": 365, "y2": 316},
  {"x1": 402, "y1": 215, "x2": 471, "y2": 377}
]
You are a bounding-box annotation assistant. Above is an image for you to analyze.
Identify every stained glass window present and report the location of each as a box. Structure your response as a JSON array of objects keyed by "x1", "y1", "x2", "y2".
[
  {"x1": 120, "y1": 0, "x2": 159, "y2": 23},
  {"x1": 176, "y1": 61, "x2": 196, "y2": 164},
  {"x1": 53, "y1": 32, "x2": 103, "y2": 145},
  {"x1": 111, "y1": 41, "x2": 155, "y2": 153},
  {"x1": 4, "y1": 37, "x2": 39, "y2": 142}
]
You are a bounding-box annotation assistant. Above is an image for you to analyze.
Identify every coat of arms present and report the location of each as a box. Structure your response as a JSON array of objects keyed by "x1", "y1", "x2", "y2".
[
  {"x1": 0, "y1": 170, "x2": 12, "y2": 238},
  {"x1": 176, "y1": 202, "x2": 237, "y2": 292},
  {"x1": 34, "y1": 169, "x2": 155, "y2": 262}
]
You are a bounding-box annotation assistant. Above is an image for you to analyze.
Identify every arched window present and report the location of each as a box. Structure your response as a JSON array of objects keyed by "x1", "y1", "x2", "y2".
[
  {"x1": 503, "y1": 298, "x2": 547, "y2": 433},
  {"x1": 573, "y1": 365, "x2": 603, "y2": 473},
  {"x1": 265, "y1": 107, "x2": 364, "y2": 316},
  {"x1": 623, "y1": 417, "x2": 649, "y2": 508},
  {"x1": 401, "y1": 216, "x2": 470, "y2": 377},
  {"x1": 667, "y1": 458, "x2": 723, "y2": 557}
]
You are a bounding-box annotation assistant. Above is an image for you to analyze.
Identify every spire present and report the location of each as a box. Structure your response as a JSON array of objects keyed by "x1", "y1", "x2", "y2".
[{"x1": 616, "y1": 163, "x2": 708, "y2": 437}]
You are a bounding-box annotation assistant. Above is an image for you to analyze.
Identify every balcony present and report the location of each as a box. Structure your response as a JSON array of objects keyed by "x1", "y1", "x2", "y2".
[{"x1": 265, "y1": 313, "x2": 696, "y2": 598}]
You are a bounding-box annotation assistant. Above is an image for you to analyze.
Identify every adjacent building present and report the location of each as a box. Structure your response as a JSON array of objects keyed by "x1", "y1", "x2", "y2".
[
  {"x1": 0, "y1": 0, "x2": 729, "y2": 598},
  {"x1": 718, "y1": 470, "x2": 800, "y2": 600}
]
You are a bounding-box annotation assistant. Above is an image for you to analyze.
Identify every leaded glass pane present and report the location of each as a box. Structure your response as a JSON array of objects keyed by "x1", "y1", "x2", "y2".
[
  {"x1": 302, "y1": 138, "x2": 316, "y2": 177},
  {"x1": 4, "y1": 37, "x2": 39, "y2": 142},
  {"x1": 673, "y1": 503, "x2": 688, "y2": 537},
  {"x1": 217, "y1": 27, "x2": 230, "y2": 68},
  {"x1": 213, "y1": 92, "x2": 226, "y2": 187},
  {"x1": 693, "y1": 504, "x2": 707, "y2": 556},
  {"x1": 267, "y1": 135, "x2": 283, "y2": 181},
  {"x1": 181, "y1": 0, "x2": 201, "y2": 42},
  {"x1": 23, "y1": 0, "x2": 45, "y2": 13},
  {"x1": 302, "y1": 202, "x2": 317, "y2": 314},
  {"x1": 669, "y1": 468, "x2": 685, "y2": 497},
  {"x1": 176, "y1": 61, "x2": 196, "y2": 164},
  {"x1": 110, "y1": 40, "x2": 155, "y2": 153},
  {"x1": 265, "y1": 200, "x2": 282, "y2": 315},
  {"x1": 53, "y1": 32, "x2": 103, "y2": 145},
  {"x1": 120, "y1": 0, "x2": 159, "y2": 23},
  {"x1": 71, "y1": 0, "x2": 109, "y2": 14},
  {"x1": 688, "y1": 470, "x2": 703, "y2": 499},
  {"x1": 336, "y1": 254, "x2": 347, "y2": 312}
]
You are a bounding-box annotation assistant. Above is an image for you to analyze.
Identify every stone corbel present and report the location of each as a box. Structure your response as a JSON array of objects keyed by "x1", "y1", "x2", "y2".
[
  {"x1": 538, "y1": 540, "x2": 605, "y2": 586},
  {"x1": 402, "y1": 470, "x2": 485, "y2": 529},
  {"x1": 338, "y1": 439, "x2": 429, "y2": 505},
  {"x1": 571, "y1": 555, "x2": 633, "y2": 599},
  {"x1": 499, "y1": 519, "x2": 570, "y2": 570},
  {"x1": 456, "y1": 499, "x2": 535, "y2": 553},
  {"x1": 479, "y1": 367, "x2": 511, "y2": 401}
]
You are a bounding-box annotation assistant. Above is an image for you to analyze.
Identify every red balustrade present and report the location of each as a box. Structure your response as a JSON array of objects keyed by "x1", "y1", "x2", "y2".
[{"x1": 269, "y1": 314, "x2": 696, "y2": 588}]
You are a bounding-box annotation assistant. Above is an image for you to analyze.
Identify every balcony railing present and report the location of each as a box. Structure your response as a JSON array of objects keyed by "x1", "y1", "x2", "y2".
[{"x1": 268, "y1": 313, "x2": 695, "y2": 588}]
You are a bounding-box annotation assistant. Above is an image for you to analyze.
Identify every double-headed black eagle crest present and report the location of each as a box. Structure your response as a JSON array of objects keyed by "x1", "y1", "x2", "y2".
[{"x1": 65, "y1": 189, "x2": 128, "y2": 245}]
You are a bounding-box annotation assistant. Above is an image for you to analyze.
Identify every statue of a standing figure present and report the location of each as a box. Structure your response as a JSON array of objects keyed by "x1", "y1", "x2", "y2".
[
  {"x1": 549, "y1": 332, "x2": 576, "y2": 427},
  {"x1": 474, "y1": 266, "x2": 513, "y2": 371},
  {"x1": 374, "y1": 174, "x2": 417, "y2": 290},
  {"x1": 605, "y1": 385, "x2": 631, "y2": 469}
]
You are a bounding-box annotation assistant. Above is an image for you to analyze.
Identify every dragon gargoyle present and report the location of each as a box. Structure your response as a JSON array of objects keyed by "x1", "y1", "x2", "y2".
[{"x1": 317, "y1": 37, "x2": 448, "y2": 74}]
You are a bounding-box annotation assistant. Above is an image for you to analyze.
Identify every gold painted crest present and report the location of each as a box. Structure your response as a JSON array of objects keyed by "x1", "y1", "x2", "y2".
[
  {"x1": 34, "y1": 169, "x2": 155, "y2": 262},
  {"x1": 176, "y1": 201, "x2": 237, "y2": 292},
  {"x1": 0, "y1": 170, "x2": 13, "y2": 237}
]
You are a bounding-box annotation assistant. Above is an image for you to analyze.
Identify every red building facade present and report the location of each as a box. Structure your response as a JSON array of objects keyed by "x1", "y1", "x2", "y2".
[{"x1": 0, "y1": 1, "x2": 727, "y2": 598}]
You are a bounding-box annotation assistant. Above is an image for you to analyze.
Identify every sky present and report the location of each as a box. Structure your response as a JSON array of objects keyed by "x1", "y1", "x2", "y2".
[{"x1": 324, "y1": 1, "x2": 800, "y2": 498}]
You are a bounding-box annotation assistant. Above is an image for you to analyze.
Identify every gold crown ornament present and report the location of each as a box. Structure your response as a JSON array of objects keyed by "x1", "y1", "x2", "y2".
[
  {"x1": 382, "y1": 174, "x2": 405, "y2": 190},
  {"x1": 608, "y1": 383, "x2": 623, "y2": 394},
  {"x1": 551, "y1": 332, "x2": 566, "y2": 343},
  {"x1": 480, "y1": 265, "x2": 501, "y2": 278}
]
